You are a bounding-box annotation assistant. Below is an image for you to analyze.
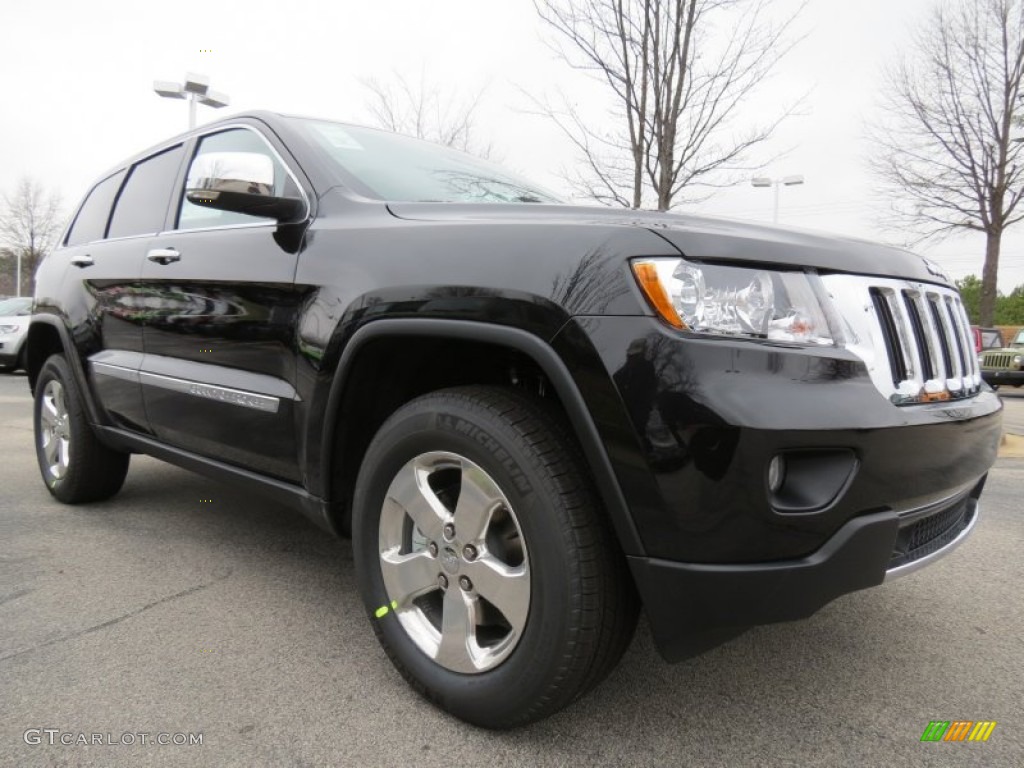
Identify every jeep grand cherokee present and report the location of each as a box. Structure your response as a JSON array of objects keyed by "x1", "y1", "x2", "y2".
[{"x1": 28, "y1": 112, "x2": 1002, "y2": 728}]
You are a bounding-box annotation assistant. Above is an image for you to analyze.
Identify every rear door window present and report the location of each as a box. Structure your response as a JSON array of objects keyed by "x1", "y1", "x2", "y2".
[
  {"x1": 107, "y1": 145, "x2": 186, "y2": 239},
  {"x1": 65, "y1": 171, "x2": 126, "y2": 246}
]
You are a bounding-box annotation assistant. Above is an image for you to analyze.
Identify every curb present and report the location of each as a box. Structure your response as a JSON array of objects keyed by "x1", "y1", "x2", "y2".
[{"x1": 998, "y1": 433, "x2": 1024, "y2": 459}]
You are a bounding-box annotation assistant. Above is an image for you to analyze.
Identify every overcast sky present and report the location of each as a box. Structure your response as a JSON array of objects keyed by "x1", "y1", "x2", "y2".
[{"x1": 2, "y1": 0, "x2": 1022, "y2": 291}]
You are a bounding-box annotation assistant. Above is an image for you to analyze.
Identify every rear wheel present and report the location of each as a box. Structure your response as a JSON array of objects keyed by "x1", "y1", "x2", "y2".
[
  {"x1": 34, "y1": 355, "x2": 130, "y2": 503},
  {"x1": 352, "y1": 386, "x2": 638, "y2": 728}
]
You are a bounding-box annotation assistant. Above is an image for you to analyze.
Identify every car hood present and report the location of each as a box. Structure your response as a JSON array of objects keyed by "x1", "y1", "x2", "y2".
[{"x1": 387, "y1": 202, "x2": 951, "y2": 286}]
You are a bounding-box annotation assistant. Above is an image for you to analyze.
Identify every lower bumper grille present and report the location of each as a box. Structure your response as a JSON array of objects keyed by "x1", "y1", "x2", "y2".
[{"x1": 889, "y1": 494, "x2": 975, "y2": 570}]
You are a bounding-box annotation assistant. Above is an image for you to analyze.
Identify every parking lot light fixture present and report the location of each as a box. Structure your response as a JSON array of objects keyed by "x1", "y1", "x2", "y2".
[
  {"x1": 751, "y1": 174, "x2": 805, "y2": 223},
  {"x1": 154, "y1": 74, "x2": 230, "y2": 130}
]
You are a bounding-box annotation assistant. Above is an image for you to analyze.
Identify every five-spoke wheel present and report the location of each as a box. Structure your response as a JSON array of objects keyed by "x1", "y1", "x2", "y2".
[
  {"x1": 38, "y1": 379, "x2": 72, "y2": 480},
  {"x1": 379, "y1": 451, "x2": 530, "y2": 673},
  {"x1": 353, "y1": 386, "x2": 638, "y2": 728},
  {"x1": 33, "y1": 355, "x2": 129, "y2": 502}
]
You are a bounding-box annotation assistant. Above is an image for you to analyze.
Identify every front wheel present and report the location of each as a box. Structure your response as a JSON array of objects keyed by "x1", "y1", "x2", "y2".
[
  {"x1": 33, "y1": 355, "x2": 130, "y2": 503},
  {"x1": 352, "y1": 386, "x2": 638, "y2": 728}
]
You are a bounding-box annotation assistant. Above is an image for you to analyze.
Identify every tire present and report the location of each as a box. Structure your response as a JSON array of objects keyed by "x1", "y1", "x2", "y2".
[
  {"x1": 33, "y1": 354, "x2": 130, "y2": 503},
  {"x1": 352, "y1": 386, "x2": 639, "y2": 729}
]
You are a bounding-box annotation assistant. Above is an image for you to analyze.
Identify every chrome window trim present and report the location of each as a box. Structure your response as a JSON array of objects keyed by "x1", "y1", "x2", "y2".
[
  {"x1": 58, "y1": 122, "x2": 312, "y2": 250},
  {"x1": 155, "y1": 221, "x2": 277, "y2": 236}
]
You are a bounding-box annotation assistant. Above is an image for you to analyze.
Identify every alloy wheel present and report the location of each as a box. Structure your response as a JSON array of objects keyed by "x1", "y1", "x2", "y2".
[
  {"x1": 378, "y1": 451, "x2": 530, "y2": 673},
  {"x1": 39, "y1": 380, "x2": 71, "y2": 480}
]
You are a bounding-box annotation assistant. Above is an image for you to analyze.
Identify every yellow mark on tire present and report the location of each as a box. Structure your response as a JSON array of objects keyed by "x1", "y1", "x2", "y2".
[{"x1": 375, "y1": 600, "x2": 399, "y2": 618}]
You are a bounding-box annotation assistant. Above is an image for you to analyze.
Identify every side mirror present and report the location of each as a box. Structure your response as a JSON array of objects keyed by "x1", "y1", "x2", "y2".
[{"x1": 185, "y1": 151, "x2": 305, "y2": 223}]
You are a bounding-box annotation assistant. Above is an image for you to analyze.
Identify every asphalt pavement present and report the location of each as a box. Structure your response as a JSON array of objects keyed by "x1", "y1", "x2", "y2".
[{"x1": 1, "y1": 372, "x2": 1021, "y2": 767}]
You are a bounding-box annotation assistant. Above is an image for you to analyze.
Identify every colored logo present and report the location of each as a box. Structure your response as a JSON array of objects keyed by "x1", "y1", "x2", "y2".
[{"x1": 920, "y1": 721, "x2": 996, "y2": 742}]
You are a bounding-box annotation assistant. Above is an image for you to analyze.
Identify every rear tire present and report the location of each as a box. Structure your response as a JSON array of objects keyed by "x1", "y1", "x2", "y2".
[
  {"x1": 33, "y1": 354, "x2": 130, "y2": 503},
  {"x1": 352, "y1": 386, "x2": 638, "y2": 728}
]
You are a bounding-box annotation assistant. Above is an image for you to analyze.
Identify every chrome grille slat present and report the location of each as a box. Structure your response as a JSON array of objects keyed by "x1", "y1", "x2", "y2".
[
  {"x1": 953, "y1": 298, "x2": 982, "y2": 386},
  {"x1": 883, "y1": 289, "x2": 921, "y2": 385},
  {"x1": 941, "y1": 297, "x2": 968, "y2": 388},
  {"x1": 904, "y1": 290, "x2": 943, "y2": 390},
  {"x1": 925, "y1": 294, "x2": 954, "y2": 384},
  {"x1": 821, "y1": 275, "x2": 982, "y2": 405},
  {"x1": 935, "y1": 296, "x2": 964, "y2": 391}
]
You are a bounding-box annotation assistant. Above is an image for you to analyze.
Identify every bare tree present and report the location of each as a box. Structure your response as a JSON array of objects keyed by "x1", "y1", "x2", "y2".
[
  {"x1": 533, "y1": 0, "x2": 803, "y2": 210},
  {"x1": 362, "y1": 72, "x2": 494, "y2": 159},
  {"x1": 0, "y1": 177, "x2": 64, "y2": 296},
  {"x1": 872, "y1": 0, "x2": 1024, "y2": 326}
]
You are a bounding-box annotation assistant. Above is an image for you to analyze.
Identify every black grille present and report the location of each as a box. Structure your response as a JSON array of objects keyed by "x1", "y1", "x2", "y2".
[
  {"x1": 889, "y1": 497, "x2": 973, "y2": 569},
  {"x1": 982, "y1": 353, "x2": 1013, "y2": 368}
]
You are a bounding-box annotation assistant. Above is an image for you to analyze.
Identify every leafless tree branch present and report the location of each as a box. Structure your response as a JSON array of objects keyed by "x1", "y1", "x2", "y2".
[
  {"x1": 534, "y1": 0, "x2": 805, "y2": 210},
  {"x1": 0, "y1": 177, "x2": 64, "y2": 296},
  {"x1": 869, "y1": 0, "x2": 1024, "y2": 324},
  {"x1": 361, "y1": 71, "x2": 496, "y2": 159}
]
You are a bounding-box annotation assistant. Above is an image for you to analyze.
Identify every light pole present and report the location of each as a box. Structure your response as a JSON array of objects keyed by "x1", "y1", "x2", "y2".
[
  {"x1": 751, "y1": 175, "x2": 805, "y2": 224},
  {"x1": 153, "y1": 73, "x2": 230, "y2": 129}
]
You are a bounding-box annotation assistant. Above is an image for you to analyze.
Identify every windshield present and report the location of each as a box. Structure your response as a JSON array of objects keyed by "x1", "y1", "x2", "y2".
[
  {"x1": 980, "y1": 329, "x2": 1003, "y2": 349},
  {"x1": 290, "y1": 118, "x2": 562, "y2": 205},
  {"x1": 0, "y1": 297, "x2": 32, "y2": 316},
  {"x1": 1015, "y1": 330, "x2": 1024, "y2": 346}
]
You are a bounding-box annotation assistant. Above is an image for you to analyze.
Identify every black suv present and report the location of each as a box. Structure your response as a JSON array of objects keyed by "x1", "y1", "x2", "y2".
[{"x1": 29, "y1": 112, "x2": 1002, "y2": 728}]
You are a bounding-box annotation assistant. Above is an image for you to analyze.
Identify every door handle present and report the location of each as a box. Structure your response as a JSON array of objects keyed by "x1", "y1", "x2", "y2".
[
  {"x1": 146, "y1": 247, "x2": 181, "y2": 265},
  {"x1": 70, "y1": 254, "x2": 94, "y2": 268}
]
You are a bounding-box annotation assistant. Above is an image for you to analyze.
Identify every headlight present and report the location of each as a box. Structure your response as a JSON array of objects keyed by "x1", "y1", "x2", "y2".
[
  {"x1": 631, "y1": 258, "x2": 834, "y2": 344},
  {"x1": 1014, "y1": 355, "x2": 1022, "y2": 367},
  {"x1": 0, "y1": 324, "x2": 21, "y2": 334}
]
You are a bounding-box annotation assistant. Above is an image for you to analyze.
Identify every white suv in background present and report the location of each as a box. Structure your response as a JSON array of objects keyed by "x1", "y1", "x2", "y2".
[{"x1": 0, "y1": 296, "x2": 32, "y2": 373}]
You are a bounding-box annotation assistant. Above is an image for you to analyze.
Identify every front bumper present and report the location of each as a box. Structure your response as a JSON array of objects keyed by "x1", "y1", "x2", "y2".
[
  {"x1": 630, "y1": 482, "x2": 982, "y2": 661},
  {"x1": 982, "y1": 369, "x2": 1024, "y2": 385},
  {"x1": 0, "y1": 336, "x2": 25, "y2": 367},
  {"x1": 554, "y1": 315, "x2": 1002, "y2": 660}
]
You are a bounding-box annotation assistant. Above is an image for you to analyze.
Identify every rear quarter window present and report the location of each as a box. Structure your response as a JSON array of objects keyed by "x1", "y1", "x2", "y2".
[{"x1": 65, "y1": 171, "x2": 126, "y2": 246}]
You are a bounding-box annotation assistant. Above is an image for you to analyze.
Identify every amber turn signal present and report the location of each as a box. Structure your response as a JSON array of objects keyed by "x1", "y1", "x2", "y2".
[{"x1": 631, "y1": 261, "x2": 685, "y2": 329}]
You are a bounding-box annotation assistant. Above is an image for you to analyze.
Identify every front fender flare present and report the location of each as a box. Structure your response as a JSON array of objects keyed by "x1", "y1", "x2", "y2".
[{"x1": 319, "y1": 318, "x2": 645, "y2": 556}]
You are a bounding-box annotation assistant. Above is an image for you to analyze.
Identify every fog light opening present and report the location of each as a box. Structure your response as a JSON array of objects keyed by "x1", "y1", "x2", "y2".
[{"x1": 767, "y1": 455, "x2": 786, "y2": 493}]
